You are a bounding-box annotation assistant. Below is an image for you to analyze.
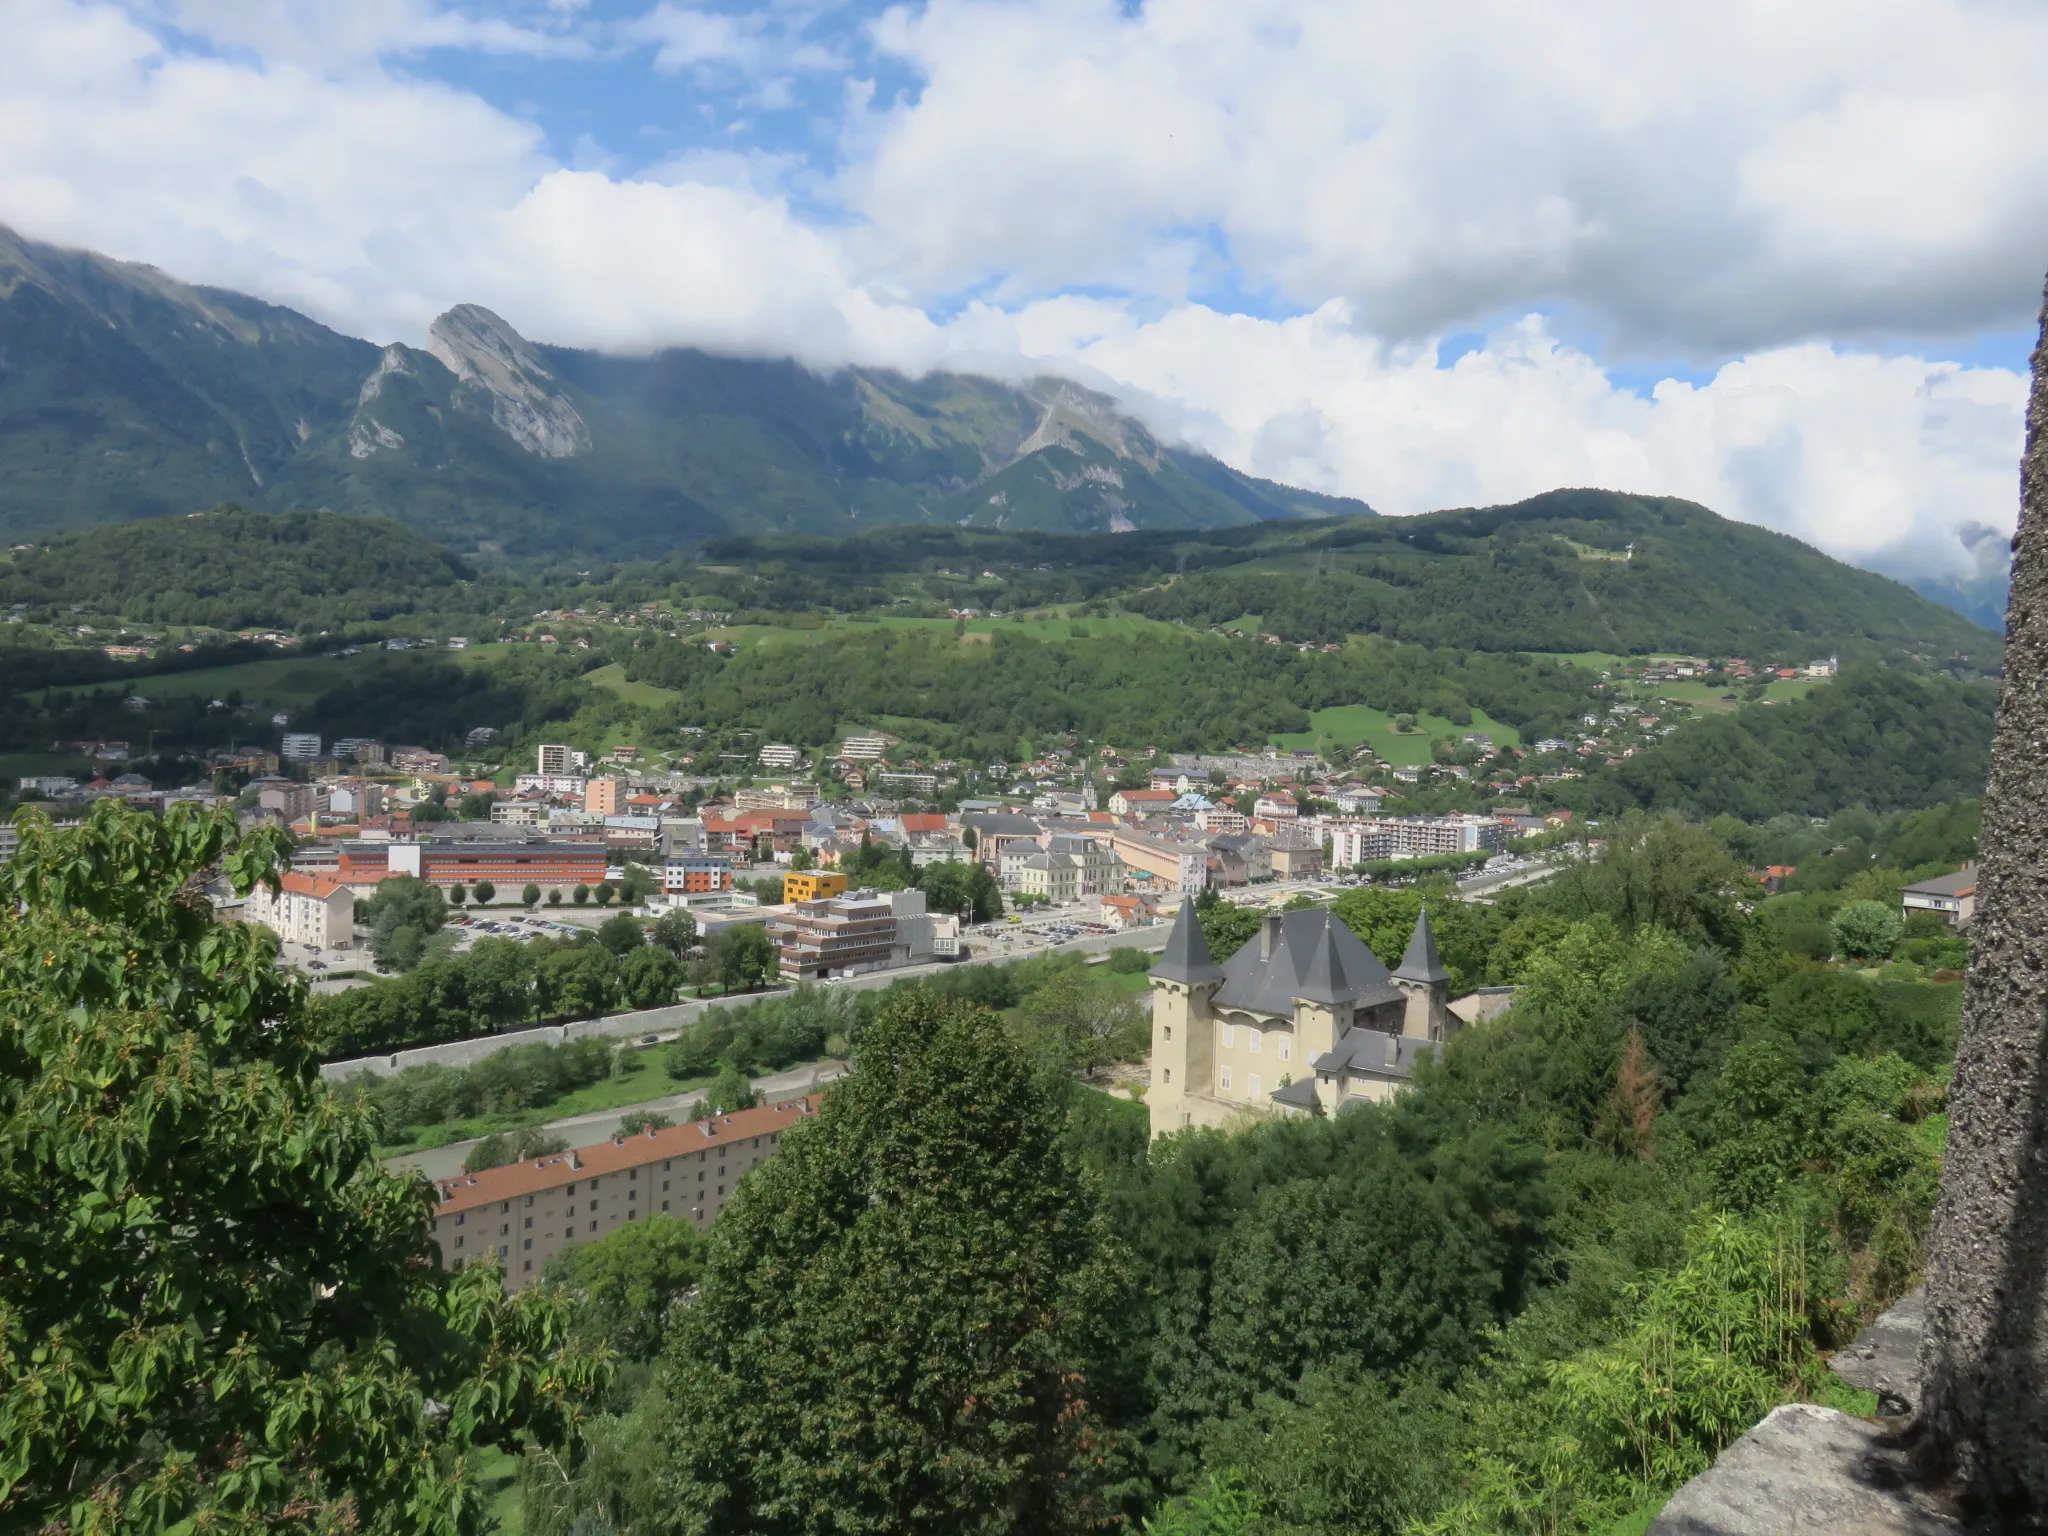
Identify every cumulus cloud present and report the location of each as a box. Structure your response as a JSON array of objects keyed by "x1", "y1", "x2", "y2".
[{"x1": 0, "y1": 0, "x2": 2035, "y2": 581}]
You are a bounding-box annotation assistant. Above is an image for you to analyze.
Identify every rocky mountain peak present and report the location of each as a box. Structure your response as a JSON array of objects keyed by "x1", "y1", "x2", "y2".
[{"x1": 426, "y1": 303, "x2": 590, "y2": 460}]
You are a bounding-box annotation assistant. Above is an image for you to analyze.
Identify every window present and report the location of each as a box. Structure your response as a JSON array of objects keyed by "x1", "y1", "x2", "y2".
[
  {"x1": 1220, "y1": 1068, "x2": 1232, "y2": 1090},
  {"x1": 500, "y1": 1224, "x2": 509, "y2": 1236},
  {"x1": 662, "y1": 1180, "x2": 670, "y2": 1191},
  {"x1": 455, "y1": 1236, "x2": 464, "y2": 1249},
  {"x1": 1246, "y1": 1030, "x2": 1261, "y2": 1055},
  {"x1": 663, "y1": 1160, "x2": 671, "y2": 1171},
  {"x1": 1279, "y1": 1037, "x2": 1291, "y2": 1061},
  {"x1": 525, "y1": 1195, "x2": 534, "y2": 1207},
  {"x1": 523, "y1": 1238, "x2": 532, "y2": 1251},
  {"x1": 1164, "y1": 1025, "x2": 1172, "y2": 1040},
  {"x1": 662, "y1": 1201, "x2": 669, "y2": 1211},
  {"x1": 1222, "y1": 1023, "x2": 1235, "y2": 1047},
  {"x1": 717, "y1": 1185, "x2": 724, "y2": 1197},
  {"x1": 501, "y1": 1201, "x2": 510, "y2": 1212},
  {"x1": 566, "y1": 1183, "x2": 576, "y2": 1196},
  {"x1": 523, "y1": 1217, "x2": 533, "y2": 1229},
  {"x1": 590, "y1": 1220, "x2": 598, "y2": 1232},
  {"x1": 1163, "y1": 1068, "x2": 1171, "y2": 1083},
  {"x1": 1249, "y1": 1074, "x2": 1261, "y2": 1097},
  {"x1": 523, "y1": 1261, "x2": 531, "y2": 1273},
  {"x1": 698, "y1": 1172, "x2": 705, "y2": 1183},
  {"x1": 456, "y1": 1213, "x2": 465, "y2": 1225},
  {"x1": 629, "y1": 1169, "x2": 637, "y2": 1181},
  {"x1": 629, "y1": 1189, "x2": 637, "y2": 1202}
]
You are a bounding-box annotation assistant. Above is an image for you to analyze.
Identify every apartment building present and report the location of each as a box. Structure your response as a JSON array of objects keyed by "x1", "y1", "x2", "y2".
[
  {"x1": 783, "y1": 869, "x2": 849, "y2": 903},
  {"x1": 1328, "y1": 823, "x2": 1399, "y2": 868},
  {"x1": 336, "y1": 837, "x2": 609, "y2": 894},
  {"x1": 1356, "y1": 814, "x2": 1508, "y2": 857},
  {"x1": 241, "y1": 870, "x2": 355, "y2": 949},
  {"x1": 770, "y1": 889, "x2": 901, "y2": 980},
  {"x1": 536, "y1": 744, "x2": 574, "y2": 775},
  {"x1": 280, "y1": 733, "x2": 322, "y2": 762},
  {"x1": 431, "y1": 1098, "x2": 820, "y2": 1290},
  {"x1": 840, "y1": 735, "x2": 888, "y2": 760},
  {"x1": 664, "y1": 850, "x2": 736, "y2": 896},
  {"x1": 585, "y1": 777, "x2": 628, "y2": 815},
  {"x1": 758, "y1": 744, "x2": 803, "y2": 769},
  {"x1": 1111, "y1": 827, "x2": 1211, "y2": 894}
]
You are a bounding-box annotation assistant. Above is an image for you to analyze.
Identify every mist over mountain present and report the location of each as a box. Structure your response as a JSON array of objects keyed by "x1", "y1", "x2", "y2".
[{"x1": 0, "y1": 225, "x2": 1365, "y2": 558}]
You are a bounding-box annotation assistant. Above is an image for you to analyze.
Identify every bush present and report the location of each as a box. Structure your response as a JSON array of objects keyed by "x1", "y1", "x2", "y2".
[
  {"x1": 464, "y1": 1126, "x2": 569, "y2": 1174},
  {"x1": 1832, "y1": 900, "x2": 1903, "y2": 962},
  {"x1": 1106, "y1": 945, "x2": 1154, "y2": 974}
]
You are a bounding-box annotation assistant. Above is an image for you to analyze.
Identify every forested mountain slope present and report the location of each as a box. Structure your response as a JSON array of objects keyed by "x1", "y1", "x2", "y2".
[{"x1": 0, "y1": 226, "x2": 1365, "y2": 555}]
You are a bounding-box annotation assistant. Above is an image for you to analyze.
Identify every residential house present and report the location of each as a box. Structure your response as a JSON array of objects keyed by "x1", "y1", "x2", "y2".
[
  {"x1": 240, "y1": 870, "x2": 354, "y2": 950},
  {"x1": 1903, "y1": 867, "x2": 1978, "y2": 927},
  {"x1": 1109, "y1": 788, "x2": 1176, "y2": 817}
]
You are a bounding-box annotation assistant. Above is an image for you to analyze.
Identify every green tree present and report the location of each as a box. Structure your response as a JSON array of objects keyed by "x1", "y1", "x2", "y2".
[
  {"x1": 544, "y1": 1214, "x2": 708, "y2": 1363},
  {"x1": 598, "y1": 912, "x2": 647, "y2": 957},
  {"x1": 595, "y1": 882, "x2": 616, "y2": 908},
  {"x1": 474, "y1": 880, "x2": 497, "y2": 906},
  {"x1": 574, "y1": 884, "x2": 591, "y2": 906},
  {"x1": 659, "y1": 988, "x2": 1135, "y2": 1534},
  {"x1": 699, "y1": 1064, "x2": 761, "y2": 1116},
  {"x1": 548, "y1": 887, "x2": 564, "y2": 906},
  {"x1": 466, "y1": 1127, "x2": 571, "y2": 1174},
  {"x1": 709, "y1": 923, "x2": 778, "y2": 993},
  {"x1": 524, "y1": 882, "x2": 542, "y2": 907},
  {"x1": 652, "y1": 908, "x2": 699, "y2": 957},
  {"x1": 1832, "y1": 899, "x2": 1904, "y2": 962},
  {"x1": 0, "y1": 802, "x2": 604, "y2": 1533},
  {"x1": 361, "y1": 873, "x2": 447, "y2": 970},
  {"x1": 449, "y1": 882, "x2": 468, "y2": 907},
  {"x1": 458, "y1": 792, "x2": 495, "y2": 821},
  {"x1": 618, "y1": 1110, "x2": 675, "y2": 1137},
  {"x1": 620, "y1": 945, "x2": 684, "y2": 1009}
]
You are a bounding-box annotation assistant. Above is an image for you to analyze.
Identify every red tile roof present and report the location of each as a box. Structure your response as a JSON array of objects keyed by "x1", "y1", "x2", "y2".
[
  {"x1": 279, "y1": 870, "x2": 345, "y2": 899},
  {"x1": 432, "y1": 1095, "x2": 822, "y2": 1217}
]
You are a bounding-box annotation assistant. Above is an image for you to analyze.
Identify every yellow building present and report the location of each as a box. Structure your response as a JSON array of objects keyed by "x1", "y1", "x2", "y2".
[
  {"x1": 783, "y1": 869, "x2": 850, "y2": 903},
  {"x1": 1146, "y1": 897, "x2": 1455, "y2": 1138}
]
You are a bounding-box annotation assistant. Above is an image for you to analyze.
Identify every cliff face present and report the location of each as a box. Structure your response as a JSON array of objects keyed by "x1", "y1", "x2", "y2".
[{"x1": 425, "y1": 304, "x2": 591, "y2": 460}]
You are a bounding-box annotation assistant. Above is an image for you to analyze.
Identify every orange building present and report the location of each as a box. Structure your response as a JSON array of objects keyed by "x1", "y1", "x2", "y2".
[
  {"x1": 783, "y1": 869, "x2": 849, "y2": 903},
  {"x1": 585, "y1": 777, "x2": 627, "y2": 815}
]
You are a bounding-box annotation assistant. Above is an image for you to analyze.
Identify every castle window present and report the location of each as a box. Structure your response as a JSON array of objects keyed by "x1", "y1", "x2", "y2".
[
  {"x1": 1163, "y1": 1025, "x2": 1172, "y2": 1040},
  {"x1": 1220, "y1": 1068, "x2": 1232, "y2": 1091},
  {"x1": 1249, "y1": 1074, "x2": 1261, "y2": 1097},
  {"x1": 1278, "y1": 1038, "x2": 1291, "y2": 1061},
  {"x1": 1246, "y1": 1030, "x2": 1261, "y2": 1055},
  {"x1": 1221, "y1": 1023, "x2": 1235, "y2": 1048},
  {"x1": 1163, "y1": 1068, "x2": 1171, "y2": 1083}
]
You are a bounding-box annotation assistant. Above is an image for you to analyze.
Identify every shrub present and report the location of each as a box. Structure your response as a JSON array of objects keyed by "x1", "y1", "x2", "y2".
[{"x1": 1832, "y1": 900, "x2": 1903, "y2": 962}]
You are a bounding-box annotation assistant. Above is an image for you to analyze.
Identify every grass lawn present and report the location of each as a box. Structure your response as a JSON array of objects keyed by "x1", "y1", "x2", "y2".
[
  {"x1": 475, "y1": 1445, "x2": 523, "y2": 1534},
  {"x1": 1270, "y1": 704, "x2": 1522, "y2": 766},
  {"x1": 368, "y1": 1049, "x2": 715, "y2": 1156},
  {"x1": 582, "y1": 661, "x2": 683, "y2": 707},
  {"x1": 1645, "y1": 677, "x2": 1816, "y2": 711},
  {"x1": 99, "y1": 650, "x2": 398, "y2": 707},
  {"x1": 1524, "y1": 650, "x2": 1631, "y2": 672}
]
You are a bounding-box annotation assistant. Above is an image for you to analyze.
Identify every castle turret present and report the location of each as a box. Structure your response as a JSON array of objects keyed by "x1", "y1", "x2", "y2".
[
  {"x1": 1148, "y1": 896, "x2": 1221, "y2": 1138},
  {"x1": 1392, "y1": 904, "x2": 1453, "y2": 1041}
]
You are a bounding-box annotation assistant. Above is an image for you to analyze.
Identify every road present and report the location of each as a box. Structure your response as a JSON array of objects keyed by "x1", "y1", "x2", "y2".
[{"x1": 384, "y1": 1058, "x2": 850, "y2": 1182}]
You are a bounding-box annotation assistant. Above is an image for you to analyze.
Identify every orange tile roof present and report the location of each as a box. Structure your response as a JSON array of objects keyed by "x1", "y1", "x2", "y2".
[
  {"x1": 279, "y1": 870, "x2": 346, "y2": 899},
  {"x1": 432, "y1": 1095, "x2": 822, "y2": 1216}
]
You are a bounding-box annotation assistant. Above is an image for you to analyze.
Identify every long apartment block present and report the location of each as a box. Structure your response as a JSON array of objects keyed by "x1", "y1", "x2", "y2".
[{"x1": 430, "y1": 1096, "x2": 821, "y2": 1289}]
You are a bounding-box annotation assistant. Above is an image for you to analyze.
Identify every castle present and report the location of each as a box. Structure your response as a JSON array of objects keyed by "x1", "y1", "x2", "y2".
[{"x1": 1147, "y1": 897, "x2": 1459, "y2": 1138}]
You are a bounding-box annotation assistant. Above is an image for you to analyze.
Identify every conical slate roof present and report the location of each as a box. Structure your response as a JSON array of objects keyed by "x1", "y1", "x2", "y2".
[
  {"x1": 1291, "y1": 914, "x2": 1354, "y2": 1005},
  {"x1": 1393, "y1": 903, "x2": 1451, "y2": 984},
  {"x1": 1150, "y1": 896, "x2": 1222, "y2": 984}
]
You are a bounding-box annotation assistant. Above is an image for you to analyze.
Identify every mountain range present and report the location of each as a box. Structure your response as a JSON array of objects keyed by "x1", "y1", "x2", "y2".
[{"x1": 0, "y1": 225, "x2": 1366, "y2": 557}]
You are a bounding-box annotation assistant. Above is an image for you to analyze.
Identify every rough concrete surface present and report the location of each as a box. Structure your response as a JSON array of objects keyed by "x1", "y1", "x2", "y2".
[
  {"x1": 1913, "y1": 272, "x2": 2048, "y2": 1517},
  {"x1": 1646, "y1": 1404, "x2": 1963, "y2": 1536},
  {"x1": 1834, "y1": 1288, "x2": 1927, "y2": 1417}
]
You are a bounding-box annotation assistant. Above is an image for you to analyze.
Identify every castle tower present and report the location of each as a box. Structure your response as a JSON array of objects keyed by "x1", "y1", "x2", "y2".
[
  {"x1": 1148, "y1": 895, "x2": 1221, "y2": 1139},
  {"x1": 1392, "y1": 904, "x2": 1453, "y2": 1041}
]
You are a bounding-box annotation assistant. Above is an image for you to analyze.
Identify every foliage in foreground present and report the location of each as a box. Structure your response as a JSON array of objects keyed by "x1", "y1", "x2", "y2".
[{"x1": 0, "y1": 802, "x2": 608, "y2": 1534}]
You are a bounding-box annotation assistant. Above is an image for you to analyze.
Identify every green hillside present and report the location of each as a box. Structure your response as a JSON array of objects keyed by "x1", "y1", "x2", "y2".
[{"x1": 0, "y1": 226, "x2": 1366, "y2": 556}]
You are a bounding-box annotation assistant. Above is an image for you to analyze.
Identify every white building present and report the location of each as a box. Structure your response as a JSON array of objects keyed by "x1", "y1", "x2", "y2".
[
  {"x1": 840, "y1": 735, "x2": 888, "y2": 760},
  {"x1": 280, "y1": 733, "x2": 322, "y2": 762},
  {"x1": 759, "y1": 744, "x2": 803, "y2": 769},
  {"x1": 241, "y1": 871, "x2": 355, "y2": 949},
  {"x1": 536, "y1": 744, "x2": 573, "y2": 775}
]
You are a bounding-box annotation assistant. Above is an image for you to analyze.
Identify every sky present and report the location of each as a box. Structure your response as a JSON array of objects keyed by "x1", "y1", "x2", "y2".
[{"x1": 5, "y1": 0, "x2": 2048, "y2": 583}]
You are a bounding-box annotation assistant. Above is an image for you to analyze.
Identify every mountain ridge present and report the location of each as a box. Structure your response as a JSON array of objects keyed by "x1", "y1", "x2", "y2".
[{"x1": 0, "y1": 225, "x2": 1368, "y2": 555}]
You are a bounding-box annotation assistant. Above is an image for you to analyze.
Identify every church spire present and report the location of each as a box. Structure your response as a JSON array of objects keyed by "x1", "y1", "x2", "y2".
[
  {"x1": 1393, "y1": 903, "x2": 1451, "y2": 985},
  {"x1": 1151, "y1": 895, "x2": 1222, "y2": 984}
]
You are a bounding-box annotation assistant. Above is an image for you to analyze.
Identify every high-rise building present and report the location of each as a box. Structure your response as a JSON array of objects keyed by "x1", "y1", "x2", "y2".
[
  {"x1": 280, "y1": 733, "x2": 322, "y2": 762},
  {"x1": 536, "y1": 744, "x2": 572, "y2": 775}
]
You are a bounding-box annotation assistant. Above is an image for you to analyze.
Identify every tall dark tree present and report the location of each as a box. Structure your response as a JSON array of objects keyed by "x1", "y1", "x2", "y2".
[{"x1": 659, "y1": 988, "x2": 1136, "y2": 1534}]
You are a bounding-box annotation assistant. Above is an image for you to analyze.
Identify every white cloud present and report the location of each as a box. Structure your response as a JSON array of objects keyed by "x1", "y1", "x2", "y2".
[
  {"x1": 853, "y1": 0, "x2": 2048, "y2": 350},
  {"x1": 0, "y1": 0, "x2": 2033, "y2": 584}
]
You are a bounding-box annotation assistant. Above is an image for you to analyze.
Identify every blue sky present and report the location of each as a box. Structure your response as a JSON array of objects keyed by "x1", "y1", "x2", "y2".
[{"x1": 5, "y1": 0, "x2": 2047, "y2": 574}]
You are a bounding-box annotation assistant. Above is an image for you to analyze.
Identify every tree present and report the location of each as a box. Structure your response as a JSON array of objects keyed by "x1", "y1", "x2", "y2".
[
  {"x1": 543, "y1": 1214, "x2": 707, "y2": 1363},
  {"x1": 524, "y1": 882, "x2": 542, "y2": 908},
  {"x1": 659, "y1": 988, "x2": 1135, "y2": 1534},
  {"x1": 699, "y1": 1064, "x2": 761, "y2": 1116},
  {"x1": 474, "y1": 880, "x2": 497, "y2": 906},
  {"x1": 652, "y1": 908, "x2": 698, "y2": 958},
  {"x1": 449, "y1": 882, "x2": 468, "y2": 906},
  {"x1": 708, "y1": 923, "x2": 778, "y2": 993},
  {"x1": 574, "y1": 884, "x2": 591, "y2": 906},
  {"x1": 1833, "y1": 899, "x2": 1904, "y2": 962},
  {"x1": 598, "y1": 912, "x2": 647, "y2": 957},
  {"x1": 621, "y1": 945, "x2": 683, "y2": 1009},
  {"x1": 618, "y1": 1110, "x2": 675, "y2": 1137},
  {"x1": 549, "y1": 887, "x2": 564, "y2": 906},
  {"x1": 361, "y1": 873, "x2": 447, "y2": 970},
  {"x1": 595, "y1": 881, "x2": 616, "y2": 908},
  {"x1": 0, "y1": 802, "x2": 604, "y2": 1532},
  {"x1": 458, "y1": 791, "x2": 495, "y2": 821},
  {"x1": 466, "y1": 1127, "x2": 570, "y2": 1174}
]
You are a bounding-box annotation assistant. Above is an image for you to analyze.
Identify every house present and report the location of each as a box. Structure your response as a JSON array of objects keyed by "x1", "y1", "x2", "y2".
[
  {"x1": 1903, "y1": 867, "x2": 1977, "y2": 927},
  {"x1": 1252, "y1": 791, "x2": 1299, "y2": 820},
  {"x1": 1099, "y1": 893, "x2": 1157, "y2": 930},
  {"x1": 1195, "y1": 804, "x2": 1249, "y2": 835},
  {"x1": 1267, "y1": 839, "x2": 1323, "y2": 880},
  {"x1": 240, "y1": 870, "x2": 354, "y2": 950},
  {"x1": 1146, "y1": 900, "x2": 1455, "y2": 1138},
  {"x1": 1109, "y1": 788, "x2": 1177, "y2": 817},
  {"x1": 430, "y1": 1098, "x2": 820, "y2": 1290}
]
